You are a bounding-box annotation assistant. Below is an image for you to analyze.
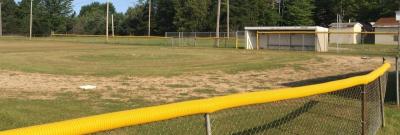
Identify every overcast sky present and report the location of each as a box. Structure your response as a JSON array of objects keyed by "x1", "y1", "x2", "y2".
[{"x1": 14, "y1": 0, "x2": 137, "y2": 13}]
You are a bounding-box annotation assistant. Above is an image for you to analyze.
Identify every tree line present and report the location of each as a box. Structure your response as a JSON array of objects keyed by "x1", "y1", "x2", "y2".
[{"x1": 1, "y1": 0, "x2": 399, "y2": 36}]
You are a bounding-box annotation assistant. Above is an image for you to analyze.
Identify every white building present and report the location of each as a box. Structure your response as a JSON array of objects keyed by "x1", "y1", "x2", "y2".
[
  {"x1": 329, "y1": 23, "x2": 363, "y2": 44},
  {"x1": 374, "y1": 17, "x2": 399, "y2": 45},
  {"x1": 245, "y1": 26, "x2": 329, "y2": 52}
]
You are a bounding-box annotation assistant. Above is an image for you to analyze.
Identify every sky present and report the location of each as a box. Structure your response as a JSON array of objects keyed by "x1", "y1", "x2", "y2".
[{"x1": 14, "y1": 0, "x2": 137, "y2": 13}]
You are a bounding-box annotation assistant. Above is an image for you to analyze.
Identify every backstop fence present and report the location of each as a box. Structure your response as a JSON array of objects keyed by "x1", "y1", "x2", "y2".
[
  {"x1": 165, "y1": 32, "x2": 245, "y2": 48},
  {"x1": 0, "y1": 63, "x2": 390, "y2": 135}
]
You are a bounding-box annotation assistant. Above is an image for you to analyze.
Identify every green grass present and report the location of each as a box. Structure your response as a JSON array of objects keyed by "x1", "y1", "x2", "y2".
[
  {"x1": 377, "y1": 105, "x2": 400, "y2": 135},
  {"x1": 0, "y1": 38, "x2": 315, "y2": 77},
  {"x1": 328, "y1": 44, "x2": 399, "y2": 56},
  {"x1": 2, "y1": 93, "x2": 398, "y2": 134},
  {"x1": 0, "y1": 93, "x2": 154, "y2": 131},
  {"x1": 0, "y1": 37, "x2": 398, "y2": 134}
]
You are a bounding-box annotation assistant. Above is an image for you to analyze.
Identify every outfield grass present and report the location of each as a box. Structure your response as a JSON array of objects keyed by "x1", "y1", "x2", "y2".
[
  {"x1": 328, "y1": 44, "x2": 399, "y2": 56},
  {"x1": 0, "y1": 39, "x2": 314, "y2": 76},
  {"x1": 0, "y1": 37, "x2": 398, "y2": 134}
]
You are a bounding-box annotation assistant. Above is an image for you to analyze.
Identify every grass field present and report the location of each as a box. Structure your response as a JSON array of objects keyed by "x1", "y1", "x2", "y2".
[{"x1": 0, "y1": 37, "x2": 398, "y2": 134}]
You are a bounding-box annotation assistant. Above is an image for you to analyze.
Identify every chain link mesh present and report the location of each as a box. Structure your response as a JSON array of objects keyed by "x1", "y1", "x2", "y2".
[
  {"x1": 165, "y1": 32, "x2": 244, "y2": 48},
  {"x1": 97, "y1": 72, "x2": 387, "y2": 135}
]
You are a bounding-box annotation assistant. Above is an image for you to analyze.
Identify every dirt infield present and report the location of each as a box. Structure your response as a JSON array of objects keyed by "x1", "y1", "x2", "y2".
[{"x1": 0, "y1": 55, "x2": 386, "y2": 103}]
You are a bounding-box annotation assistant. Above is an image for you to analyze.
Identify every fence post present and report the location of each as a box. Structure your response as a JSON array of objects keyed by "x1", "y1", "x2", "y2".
[
  {"x1": 205, "y1": 114, "x2": 212, "y2": 135},
  {"x1": 361, "y1": 85, "x2": 367, "y2": 135},
  {"x1": 379, "y1": 76, "x2": 385, "y2": 128},
  {"x1": 235, "y1": 31, "x2": 238, "y2": 49},
  {"x1": 256, "y1": 31, "x2": 259, "y2": 50},
  {"x1": 396, "y1": 56, "x2": 399, "y2": 107},
  {"x1": 194, "y1": 32, "x2": 197, "y2": 47}
]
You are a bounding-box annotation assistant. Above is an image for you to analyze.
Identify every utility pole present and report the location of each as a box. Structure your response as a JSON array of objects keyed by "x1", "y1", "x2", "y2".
[
  {"x1": 0, "y1": 2, "x2": 2, "y2": 37},
  {"x1": 226, "y1": 0, "x2": 229, "y2": 39},
  {"x1": 148, "y1": 0, "x2": 151, "y2": 37},
  {"x1": 112, "y1": 14, "x2": 114, "y2": 37},
  {"x1": 215, "y1": 0, "x2": 221, "y2": 47},
  {"x1": 106, "y1": 0, "x2": 109, "y2": 42},
  {"x1": 30, "y1": 0, "x2": 33, "y2": 40}
]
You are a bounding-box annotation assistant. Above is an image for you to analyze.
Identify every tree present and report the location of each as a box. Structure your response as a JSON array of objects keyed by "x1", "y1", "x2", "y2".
[
  {"x1": 124, "y1": 4, "x2": 147, "y2": 35},
  {"x1": 153, "y1": 0, "x2": 175, "y2": 34},
  {"x1": 314, "y1": 0, "x2": 336, "y2": 27},
  {"x1": 283, "y1": 0, "x2": 315, "y2": 26},
  {"x1": 17, "y1": 0, "x2": 51, "y2": 36},
  {"x1": 42, "y1": 0, "x2": 73, "y2": 33},
  {"x1": 0, "y1": 0, "x2": 19, "y2": 34},
  {"x1": 73, "y1": 2, "x2": 116, "y2": 35},
  {"x1": 229, "y1": 0, "x2": 279, "y2": 30},
  {"x1": 173, "y1": 0, "x2": 211, "y2": 32}
]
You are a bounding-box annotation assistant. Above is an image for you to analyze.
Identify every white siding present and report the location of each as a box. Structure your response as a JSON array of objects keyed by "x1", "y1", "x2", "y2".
[
  {"x1": 375, "y1": 27, "x2": 399, "y2": 45},
  {"x1": 329, "y1": 24, "x2": 362, "y2": 44}
]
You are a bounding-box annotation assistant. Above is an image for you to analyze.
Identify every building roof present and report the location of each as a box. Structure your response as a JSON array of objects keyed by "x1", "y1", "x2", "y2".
[
  {"x1": 244, "y1": 26, "x2": 328, "y2": 31},
  {"x1": 329, "y1": 23, "x2": 363, "y2": 28},
  {"x1": 374, "y1": 17, "x2": 399, "y2": 27}
]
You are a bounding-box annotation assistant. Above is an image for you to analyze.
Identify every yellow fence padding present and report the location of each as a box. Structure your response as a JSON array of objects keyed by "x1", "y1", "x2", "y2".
[{"x1": 0, "y1": 63, "x2": 391, "y2": 135}]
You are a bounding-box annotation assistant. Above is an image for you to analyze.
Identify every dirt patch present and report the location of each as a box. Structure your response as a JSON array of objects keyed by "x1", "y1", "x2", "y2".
[{"x1": 0, "y1": 55, "x2": 389, "y2": 103}]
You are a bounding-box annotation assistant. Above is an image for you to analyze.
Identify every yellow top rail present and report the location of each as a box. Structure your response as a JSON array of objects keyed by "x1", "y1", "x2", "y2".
[
  {"x1": 0, "y1": 63, "x2": 391, "y2": 135},
  {"x1": 51, "y1": 34, "x2": 169, "y2": 38}
]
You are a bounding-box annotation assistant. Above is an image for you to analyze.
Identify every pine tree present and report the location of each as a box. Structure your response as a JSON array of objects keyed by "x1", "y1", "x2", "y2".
[{"x1": 284, "y1": 0, "x2": 315, "y2": 26}]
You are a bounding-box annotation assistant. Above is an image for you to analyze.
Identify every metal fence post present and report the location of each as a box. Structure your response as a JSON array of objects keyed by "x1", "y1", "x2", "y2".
[
  {"x1": 205, "y1": 114, "x2": 212, "y2": 135},
  {"x1": 256, "y1": 31, "x2": 259, "y2": 50},
  {"x1": 235, "y1": 31, "x2": 238, "y2": 49},
  {"x1": 396, "y1": 56, "x2": 399, "y2": 107},
  {"x1": 378, "y1": 76, "x2": 385, "y2": 128},
  {"x1": 194, "y1": 32, "x2": 197, "y2": 47},
  {"x1": 361, "y1": 85, "x2": 367, "y2": 135}
]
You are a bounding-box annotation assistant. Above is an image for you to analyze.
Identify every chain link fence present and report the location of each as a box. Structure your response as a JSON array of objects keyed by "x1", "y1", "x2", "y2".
[
  {"x1": 95, "y1": 71, "x2": 388, "y2": 135},
  {"x1": 0, "y1": 64, "x2": 389, "y2": 135},
  {"x1": 165, "y1": 32, "x2": 245, "y2": 48}
]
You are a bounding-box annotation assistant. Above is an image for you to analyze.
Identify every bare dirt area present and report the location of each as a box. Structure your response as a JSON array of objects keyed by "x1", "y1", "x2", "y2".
[{"x1": 0, "y1": 55, "x2": 388, "y2": 103}]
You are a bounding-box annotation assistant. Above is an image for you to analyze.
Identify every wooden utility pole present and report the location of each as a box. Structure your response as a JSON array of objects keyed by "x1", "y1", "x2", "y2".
[
  {"x1": 30, "y1": 0, "x2": 33, "y2": 40},
  {"x1": 0, "y1": 2, "x2": 2, "y2": 37},
  {"x1": 112, "y1": 14, "x2": 114, "y2": 37},
  {"x1": 106, "y1": 0, "x2": 109, "y2": 41},
  {"x1": 215, "y1": 0, "x2": 221, "y2": 47},
  {"x1": 226, "y1": 0, "x2": 229, "y2": 39},
  {"x1": 148, "y1": 0, "x2": 151, "y2": 36}
]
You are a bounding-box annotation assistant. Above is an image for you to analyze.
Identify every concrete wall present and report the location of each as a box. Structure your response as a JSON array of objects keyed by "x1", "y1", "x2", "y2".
[{"x1": 375, "y1": 27, "x2": 399, "y2": 45}]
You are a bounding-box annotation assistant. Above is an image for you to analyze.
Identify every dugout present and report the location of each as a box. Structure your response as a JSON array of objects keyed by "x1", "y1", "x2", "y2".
[{"x1": 245, "y1": 26, "x2": 329, "y2": 52}]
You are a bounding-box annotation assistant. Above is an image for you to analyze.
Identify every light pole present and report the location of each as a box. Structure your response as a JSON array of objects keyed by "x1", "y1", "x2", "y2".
[
  {"x1": 106, "y1": 0, "x2": 109, "y2": 42},
  {"x1": 215, "y1": 0, "x2": 221, "y2": 47},
  {"x1": 396, "y1": 10, "x2": 400, "y2": 107},
  {"x1": 0, "y1": 2, "x2": 2, "y2": 37},
  {"x1": 30, "y1": 0, "x2": 33, "y2": 40},
  {"x1": 148, "y1": 0, "x2": 151, "y2": 37},
  {"x1": 396, "y1": 10, "x2": 400, "y2": 50},
  {"x1": 112, "y1": 14, "x2": 114, "y2": 37},
  {"x1": 226, "y1": 0, "x2": 229, "y2": 39}
]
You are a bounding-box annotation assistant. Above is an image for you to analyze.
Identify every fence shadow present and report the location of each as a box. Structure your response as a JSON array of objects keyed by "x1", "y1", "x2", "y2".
[
  {"x1": 385, "y1": 71, "x2": 397, "y2": 102},
  {"x1": 280, "y1": 71, "x2": 370, "y2": 87},
  {"x1": 231, "y1": 101, "x2": 319, "y2": 135}
]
